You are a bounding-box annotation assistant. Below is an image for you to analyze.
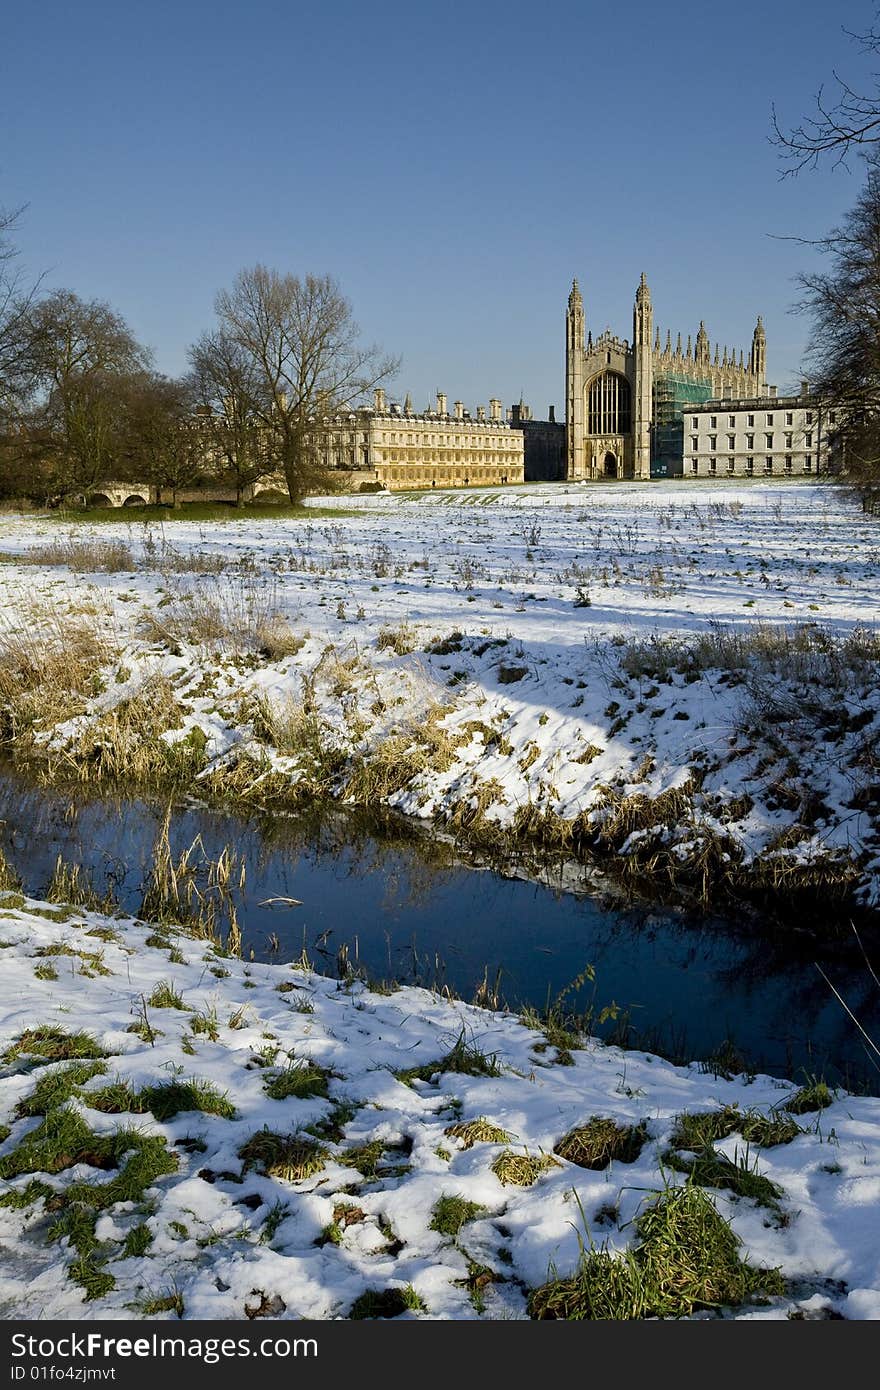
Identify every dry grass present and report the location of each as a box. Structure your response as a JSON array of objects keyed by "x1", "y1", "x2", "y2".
[
  {"x1": 138, "y1": 808, "x2": 245, "y2": 952},
  {"x1": 140, "y1": 576, "x2": 304, "y2": 658},
  {"x1": 0, "y1": 606, "x2": 118, "y2": 743},
  {"x1": 554, "y1": 1117, "x2": 648, "y2": 1170},
  {"x1": 17, "y1": 538, "x2": 136, "y2": 572},
  {"x1": 0, "y1": 846, "x2": 22, "y2": 892},
  {"x1": 344, "y1": 705, "x2": 456, "y2": 803},
  {"x1": 238, "y1": 1130, "x2": 327, "y2": 1182},
  {"x1": 491, "y1": 1150, "x2": 562, "y2": 1186},
  {"x1": 593, "y1": 786, "x2": 693, "y2": 850},
  {"x1": 376, "y1": 622, "x2": 418, "y2": 656},
  {"x1": 444, "y1": 1118, "x2": 513, "y2": 1149},
  {"x1": 46, "y1": 856, "x2": 116, "y2": 913},
  {"x1": 61, "y1": 675, "x2": 201, "y2": 787}
]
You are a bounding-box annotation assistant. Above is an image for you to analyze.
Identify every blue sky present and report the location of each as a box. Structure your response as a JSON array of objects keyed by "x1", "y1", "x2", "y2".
[{"x1": 1, "y1": 0, "x2": 874, "y2": 413}]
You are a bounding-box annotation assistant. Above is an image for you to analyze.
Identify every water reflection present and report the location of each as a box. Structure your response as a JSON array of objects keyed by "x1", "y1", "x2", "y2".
[{"x1": 0, "y1": 766, "x2": 878, "y2": 1093}]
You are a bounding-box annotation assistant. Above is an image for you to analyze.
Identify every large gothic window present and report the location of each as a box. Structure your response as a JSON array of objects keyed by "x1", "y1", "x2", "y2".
[{"x1": 587, "y1": 372, "x2": 631, "y2": 435}]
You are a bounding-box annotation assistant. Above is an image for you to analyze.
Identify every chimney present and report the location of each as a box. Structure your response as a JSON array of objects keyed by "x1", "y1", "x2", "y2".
[
  {"x1": 548, "y1": 405, "x2": 556, "y2": 423},
  {"x1": 800, "y1": 379, "x2": 809, "y2": 396},
  {"x1": 437, "y1": 391, "x2": 447, "y2": 415},
  {"x1": 373, "y1": 387, "x2": 386, "y2": 412},
  {"x1": 454, "y1": 400, "x2": 464, "y2": 420},
  {"x1": 476, "y1": 405, "x2": 486, "y2": 422},
  {"x1": 489, "y1": 397, "x2": 502, "y2": 422}
]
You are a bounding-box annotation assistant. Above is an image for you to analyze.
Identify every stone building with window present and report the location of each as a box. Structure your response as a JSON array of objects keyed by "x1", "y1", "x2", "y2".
[
  {"x1": 565, "y1": 274, "x2": 770, "y2": 480},
  {"x1": 317, "y1": 389, "x2": 524, "y2": 491},
  {"x1": 683, "y1": 390, "x2": 832, "y2": 479}
]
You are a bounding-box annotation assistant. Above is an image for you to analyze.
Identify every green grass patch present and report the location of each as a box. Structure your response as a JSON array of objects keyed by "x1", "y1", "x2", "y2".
[
  {"x1": 670, "y1": 1106, "x2": 802, "y2": 1151},
  {"x1": 785, "y1": 1080, "x2": 834, "y2": 1115},
  {"x1": 238, "y1": 1129, "x2": 327, "y2": 1182},
  {"x1": 429, "y1": 1194, "x2": 487, "y2": 1237},
  {"x1": 16, "y1": 1060, "x2": 108, "y2": 1117},
  {"x1": 348, "y1": 1285, "x2": 425, "y2": 1320},
  {"x1": 395, "y1": 1030, "x2": 502, "y2": 1086},
  {"x1": 305, "y1": 1101, "x2": 359, "y2": 1143},
  {"x1": 340, "y1": 1141, "x2": 385, "y2": 1178},
  {"x1": 554, "y1": 1117, "x2": 648, "y2": 1170},
  {"x1": 137, "y1": 1079, "x2": 235, "y2": 1121},
  {"x1": 3, "y1": 1026, "x2": 107, "y2": 1063},
  {"x1": 528, "y1": 1184, "x2": 785, "y2": 1319},
  {"x1": 147, "y1": 980, "x2": 186, "y2": 1010},
  {"x1": 121, "y1": 1223, "x2": 154, "y2": 1258},
  {"x1": 664, "y1": 1146, "x2": 784, "y2": 1210},
  {"x1": 0, "y1": 1179, "x2": 55, "y2": 1209},
  {"x1": 0, "y1": 1107, "x2": 129, "y2": 1180},
  {"x1": 86, "y1": 1078, "x2": 141, "y2": 1114},
  {"x1": 263, "y1": 1060, "x2": 330, "y2": 1101}
]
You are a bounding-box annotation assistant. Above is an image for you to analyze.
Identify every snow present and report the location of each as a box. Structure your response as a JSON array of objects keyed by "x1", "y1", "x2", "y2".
[
  {"x1": 0, "y1": 479, "x2": 879, "y2": 1319},
  {"x1": 2, "y1": 480, "x2": 879, "y2": 904},
  {"x1": 0, "y1": 896, "x2": 878, "y2": 1320}
]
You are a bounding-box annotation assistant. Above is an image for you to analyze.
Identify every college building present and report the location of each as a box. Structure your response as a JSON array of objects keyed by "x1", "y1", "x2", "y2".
[
  {"x1": 563, "y1": 273, "x2": 829, "y2": 481},
  {"x1": 316, "y1": 389, "x2": 525, "y2": 491}
]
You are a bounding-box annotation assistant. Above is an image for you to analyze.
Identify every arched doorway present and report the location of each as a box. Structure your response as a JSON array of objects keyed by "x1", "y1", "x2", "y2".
[{"x1": 603, "y1": 452, "x2": 618, "y2": 478}]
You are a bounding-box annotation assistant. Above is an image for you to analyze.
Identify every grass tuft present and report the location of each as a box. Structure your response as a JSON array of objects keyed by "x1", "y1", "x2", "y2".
[
  {"x1": 137, "y1": 1079, "x2": 235, "y2": 1121},
  {"x1": 670, "y1": 1106, "x2": 801, "y2": 1151},
  {"x1": 785, "y1": 1080, "x2": 834, "y2": 1115},
  {"x1": 444, "y1": 1118, "x2": 513, "y2": 1149},
  {"x1": 491, "y1": 1150, "x2": 562, "y2": 1186},
  {"x1": 238, "y1": 1129, "x2": 327, "y2": 1182},
  {"x1": 263, "y1": 1060, "x2": 330, "y2": 1101},
  {"x1": 554, "y1": 1117, "x2": 648, "y2": 1170},
  {"x1": 529, "y1": 1184, "x2": 785, "y2": 1319},
  {"x1": 3, "y1": 1026, "x2": 107, "y2": 1063},
  {"x1": 395, "y1": 1029, "x2": 502, "y2": 1086},
  {"x1": 429, "y1": 1194, "x2": 487, "y2": 1237},
  {"x1": 348, "y1": 1285, "x2": 425, "y2": 1320}
]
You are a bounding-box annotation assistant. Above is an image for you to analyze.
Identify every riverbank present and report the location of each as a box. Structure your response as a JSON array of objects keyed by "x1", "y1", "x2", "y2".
[
  {"x1": 1, "y1": 888, "x2": 879, "y2": 1319},
  {"x1": 0, "y1": 482, "x2": 878, "y2": 921}
]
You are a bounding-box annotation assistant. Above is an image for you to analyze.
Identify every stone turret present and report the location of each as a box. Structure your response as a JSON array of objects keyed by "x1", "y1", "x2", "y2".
[
  {"x1": 750, "y1": 315, "x2": 766, "y2": 383},
  {"x1": 566, "y1": 279, "x2": 585, "y2": 478},
  {"x1": 633, "y1": 272, "x2": 653, "y2": 480},
  {"x1": 696, "y1": 321, "x2": 710, "y2": 365}
]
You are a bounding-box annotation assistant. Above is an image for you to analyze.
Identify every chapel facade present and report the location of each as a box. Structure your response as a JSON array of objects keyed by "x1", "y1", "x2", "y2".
[{"x1": 565, "y1": 274, "x2": 769, "y2": 480}]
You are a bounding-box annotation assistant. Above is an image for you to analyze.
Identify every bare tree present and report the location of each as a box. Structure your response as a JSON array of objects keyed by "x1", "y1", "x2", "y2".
[
  {"x1": 213, "y1": 266, "x2": 399, "y2": 504},
  {"x1": 188, "y1": 329, "x2": 272, "y2": 505},
  {"x1": 123, "y1": 373, "x2": 207, "y2": 508},
  {"x1": 21, "y1": 289, "x2": 151, "y2": 500},
  {"x1": 772, "y1": 18, "x2": 880, "y2": 174},
  {"x1": 793, "y1": 166, "x2": 880, "y2": 495},
  {"x1": 0, "y1": 204, "x2": 42, "y2": 423}
]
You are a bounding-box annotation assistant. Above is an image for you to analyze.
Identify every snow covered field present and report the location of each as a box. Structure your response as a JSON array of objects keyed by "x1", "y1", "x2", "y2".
[
  {"x1": 1, "y1": 478, "x2": 878, "y2": 911},
  {"x1": 0, "y1": 893, "x2": 878, "y2": 1320},
  {"x1": 1, "y1": 479, "x2": 880, "y2": 1320}
]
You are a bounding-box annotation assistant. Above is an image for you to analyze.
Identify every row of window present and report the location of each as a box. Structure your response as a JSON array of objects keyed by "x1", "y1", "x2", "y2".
[
  {"x1": 694, "y1": 410, "x2": 832, "y2": 429},
  {"x1": 695, "y1": 431, "x2": 815, "y2": 452},
  {"x1": 689, "y1": 456, "x2": 814, "y2": 474}
]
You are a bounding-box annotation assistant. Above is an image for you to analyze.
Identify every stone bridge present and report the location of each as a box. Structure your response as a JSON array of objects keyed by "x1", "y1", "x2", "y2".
[{"x1": 86, "y1": 482, "x2": 153, "y2": 508}]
